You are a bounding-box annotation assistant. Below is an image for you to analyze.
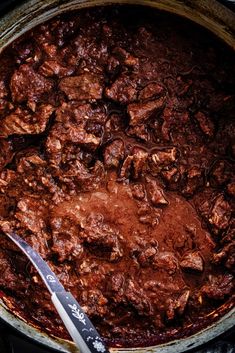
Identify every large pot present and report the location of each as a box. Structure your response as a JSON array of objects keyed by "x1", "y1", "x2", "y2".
[{"x1": 0, "y1": 1, "x2": 235, "y2": 352}]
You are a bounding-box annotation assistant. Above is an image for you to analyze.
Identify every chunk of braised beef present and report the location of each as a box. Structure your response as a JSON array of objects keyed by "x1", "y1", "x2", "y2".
[
  {"x1": 0, "y1": 80, "x2": 8, "y2": 99},
  {"x1": 55, "y1": 101, "x2": 105, "y2": 132},
  {"x1": 132, "y1": 148, "x2": 148, "y2": 179},
  {"x1": 213, "y1": 241, "x2": 235, "y2": 273},
  {"x1": 194, "y1": 111, "x2": 214, "y2": 137},
  {"x1": 153, "y1": 148, "x2": 178, "y2": 165},
  {"x1": 105, "y1": 113, "x2": 127, "y2": 133},
  {"x1": 127, "y1": 124, "x2": 150, "y2": 142},
  {"x1": 210, "y1": 160, "x2": 233, "y2": 187},
  {"x1": 146, "y1": 178, "x2": 168, "y2": 207},
  {"x1": 0, "y1": 169, "x2": 16, "y2": 192},
  {"x1": 181, "y1": 166, "x2": 204, "y2": 197},
  {"x1": 161, "y1": 105, "x2": 190, "y2": 141},
  {"x1": 39, "y1": 60, "x2": 74, "y2": 77},
  {"x1": 15, "y1": 197, "x2": 47, "y2": 234},
  {"x1": 16, "y1": 151, "x2": 45, "y2": 172},
  {"x1": 201, "y1": 274, "x2": 234, "y2": 300},
  {"x1": 150, "y1": 147, "x2": 178, "y2": 175},
  {"x1": 107, "y1": 272, "x2": 127, "y2": 305},
  {"x1": 208, "y1": 195, "x2": 231, "y2": 233},
  {"x1": 80, "y1": 213, "x2": 123, "y2": 262},
  {"x1": 0, "y1": 79, "x2": 8, "y2": 117},
  {"x1": 125, "y1": 280, "x2": 153, "y2": 315},
  {"x1": 15, "y1": 154, "x2": 55, "y2": 197},
  {"x1": 120, "y1": 149, "x2": 148, "y2": 180},
  {"x1": 138, "y1": 82, "x2": 164, "y2": 101},
  {"x1": 109, "y1": 272, "x2": 125, "y2": 294},
  {"x1": 112, "y1": 47, "x2": 139, "y2": 68},
  {"x1": 58, "y1": 160, "x2": 104, "y2": 192},
  {"x1": 180, "y1": 251, "x2": 204, "y2": 272},
  {"x1": 81, "y1": 289, "x2": 108, "y2": 317},
  {"x1": 198, "y1": 196, "x2": 211, "y2": 223},
  {"x1": 103, "y1": 139, "x2": 125, "y2": 168},
  {"x1": 15, "y1": 152, "x2": 58, "y2": 195},
  {"x1": 152, "y1": 252, "x2": 179, "y2": 274},
  {"x1": 0, "y1": 139, "x2": 14, "y2": 171},
  {"x1": 50, "y1": 215, "x2": 83, "y2": 262},
  {"x1": 0, "y1": 253, "x2": 26, "y2": 291},
  {"x1": 0, "y1": 195, "x2": 14, "y2": 219},
  {"x1": 0, "y1": 99, "x2": 9, "y2": 117},
  {"x1": 14, "y1": 198, "x2": 51, "y2": 259},
  {"x1": 85, "y1": 120, "x2": 103, "y2": 137},
  {"x1": 105, "y1": 74, "x2": 138, "y2": 104},
  {"x1": 0, "y1": 104, "x2": 54, "y2": 137},
  {"x1": 166, "y1": 290, "x2": 190, "y2": 320},
  {"x1": 137, "y1": 201, "x2": 159, "y2": 226},
  {"x1": 137, "y1": 245, "x2": 158, "y2": 267},
  {"x1": 46, "y1": 102, "x2": 106, "y2": 167},
  {"x1": 227, "y1": 181, "x2": 235, "y2": 197},
  {"x1": 106, "y1": 56, "x2": 120, "y2": 75},
  {"x1": 109, "y1": 275, "x2": 153, "y2": 316},
  {"x1": 59, "y1": 73, "x2": 103, "y2": 101},
  {"x1": 221, "y1": 221, "x2": 235, "y2": 244},
  {"x1": 131, "y1": 183, "x2": 146, "y2": 200},
  {"x1": 128, "y1": 97, "x2": 165, "y2": 126},
  {"x1": 10, "y1": 64, "x2": 53, "y2": 104},
  {"x1": 40, "y1": 42, "x2": 59, "y2": 59},
  {"x1": 161, "y1": 167, "x2": 181, "y2": 190},
  {"x1": 13, "y1": 39, "x2": 41, "y2": 64},
  {"x1": 119, "y1": 155, "x2": 133, "y2": 179}
]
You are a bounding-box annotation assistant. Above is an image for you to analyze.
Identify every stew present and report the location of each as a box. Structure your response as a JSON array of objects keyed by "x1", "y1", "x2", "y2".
[{"x1": 0, "y1": 6, "x2": 234, "y2": 348}]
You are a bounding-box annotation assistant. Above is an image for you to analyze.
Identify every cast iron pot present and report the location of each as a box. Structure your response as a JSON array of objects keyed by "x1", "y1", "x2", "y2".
[{"x1": 0, "y1": 1, "x2": 235, "y2": 352}]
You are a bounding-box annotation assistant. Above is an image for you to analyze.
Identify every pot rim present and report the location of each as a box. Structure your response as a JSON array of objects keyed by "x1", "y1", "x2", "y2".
[
  {"x1": 0, "y1": 1, "x2": 234, "y2": 352},
  {"x1": 1, "y1": 298, "x2": 235, "y2": 353},
  {"x1": 1, "y1": 0, "x2": 235, "y2": 52}
]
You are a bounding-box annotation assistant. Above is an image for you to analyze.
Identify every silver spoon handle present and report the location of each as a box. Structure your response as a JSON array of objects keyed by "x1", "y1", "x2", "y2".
[
  {"x1": 5, "y1": 232, "x2": 109, "y2": 353},
  {"x1": 52, "y1": 291, "x2": 109, "y2": 353}
]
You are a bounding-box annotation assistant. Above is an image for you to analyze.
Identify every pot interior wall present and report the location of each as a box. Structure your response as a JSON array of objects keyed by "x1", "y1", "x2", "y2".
[{"x1": 0, "y1": 0, "x2": 235, "y2": 52}]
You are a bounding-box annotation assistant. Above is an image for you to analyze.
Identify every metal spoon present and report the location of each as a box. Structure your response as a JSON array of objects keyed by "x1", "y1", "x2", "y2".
[{"x1": 5, "y1": 231, "x2": 110, "y2": 353}]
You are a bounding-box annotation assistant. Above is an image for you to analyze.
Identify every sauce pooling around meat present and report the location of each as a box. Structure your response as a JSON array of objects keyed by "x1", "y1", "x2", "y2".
[{"x1": 0, "y1": 5, "x2": 234, "y2": 348}]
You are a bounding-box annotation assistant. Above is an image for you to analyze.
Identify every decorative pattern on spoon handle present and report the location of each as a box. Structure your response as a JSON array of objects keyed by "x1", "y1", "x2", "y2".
[{"x1": 52, "y1": 291, "x2": 109, "y2": 353}]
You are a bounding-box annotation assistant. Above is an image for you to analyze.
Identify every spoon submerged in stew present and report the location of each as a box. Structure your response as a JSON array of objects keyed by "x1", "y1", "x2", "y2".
[{"x1": 4, "y1": 231, "x2": 110, "y2": 353}]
